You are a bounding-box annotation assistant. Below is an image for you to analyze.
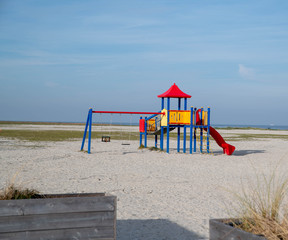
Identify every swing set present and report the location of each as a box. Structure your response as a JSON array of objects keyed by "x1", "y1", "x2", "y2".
[{"x1": 80, "y1": 109, "x2": 164, "y2": 154}]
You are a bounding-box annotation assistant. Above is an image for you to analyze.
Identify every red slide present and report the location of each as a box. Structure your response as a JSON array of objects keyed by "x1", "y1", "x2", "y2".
[
  {"x1": 196, "y1": 110, "x2": 235, "y2": 155},
  {"x1": 207, "y1": 126, "x2": 235, "y2": 155}
]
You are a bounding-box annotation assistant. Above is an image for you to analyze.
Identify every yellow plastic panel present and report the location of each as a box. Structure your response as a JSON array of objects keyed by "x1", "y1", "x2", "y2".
[
  {"x1": 182, "y1": 111, "x2": 191, "y2": 125},
  {"x1": 169, "y1": 111, "x2": 177, "y2": 124},
  {"x1": 203, "y1": 111, "x2": 208, "y2": 126},
  {"x1": 147, "y1": 119, "x2": 156, "y2": 132},
  {"x1": 160, "y1": 109, "x2": 168, "y2": 126},
  {"x1": 169, "y1": 110, "x2": 191, "y2": 125}
]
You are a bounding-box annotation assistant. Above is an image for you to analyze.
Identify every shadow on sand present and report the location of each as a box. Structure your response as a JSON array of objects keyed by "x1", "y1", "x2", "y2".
[
  {"x1": 117, "y1": 219, "x2": 207, "y2": 240},
  {"x1": 213, "y1": 149, "x2": 265, "y2": 156},
  {"x1": 231, "y1": 149, "x2": 265, "y2": 156},
  {"x1": 211, "y1": 149, "x2": 265, "y2": 156}
]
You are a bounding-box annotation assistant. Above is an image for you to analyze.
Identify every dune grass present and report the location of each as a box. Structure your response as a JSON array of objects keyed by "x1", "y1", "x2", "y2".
[
  {"x1": 229, "y1": 167, "x2": 288, "y2": 239},
  {"x1": 0, "y1": 184, "x2": 40, "y2": 200}
]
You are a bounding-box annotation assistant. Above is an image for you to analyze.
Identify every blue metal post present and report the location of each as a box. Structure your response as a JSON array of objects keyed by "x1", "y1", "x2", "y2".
[
  {"x1": 88, "y1": 108, "x2": 93, "y2": 154},
  {"x1": 160, "y1": 126, "x2": 164, "y2": 150},
  {"x1": 200, "y1": 107, "x2": 203, "y2": 153},
  {"x1": 190, "y1": 106, "x2": 193, "y2": 154},
  {"x1": 177, "y1": 98, "x2": 181, "y2": 153},
  {"x1": 160, "y1": 97, "x2": 165, "y2": 150},
  {"x1": 207, "y1": 107, "x2": 210, "y2": 153},
  {"x1": 167, "y1": 97, "x2": 170, "y2": 153},
  {"x1": 155, "y1": 117, "x2": 158, "y2": 148},
  {"x1": 183, "y1": 126, "x2": 186, "y2": 153},
  {"x1": 183, "y1": 98, "x2": 187, "y2": 153},
  {"x1": 81, "y1": 108, "x2": 91, "y2": 151},
  {"x1": 144, "y1": 116, "x2": 147, "y2": 148}
]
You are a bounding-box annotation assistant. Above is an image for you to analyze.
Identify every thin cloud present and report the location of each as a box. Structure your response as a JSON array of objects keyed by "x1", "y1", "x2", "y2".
[{"x1": 238, "y1": 64, "x2": 255, "y2": 80}]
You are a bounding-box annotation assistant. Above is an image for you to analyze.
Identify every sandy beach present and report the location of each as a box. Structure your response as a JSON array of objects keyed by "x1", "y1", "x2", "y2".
[{"x1": 1, "y1": 124, "x2": 288, "y2": 239}]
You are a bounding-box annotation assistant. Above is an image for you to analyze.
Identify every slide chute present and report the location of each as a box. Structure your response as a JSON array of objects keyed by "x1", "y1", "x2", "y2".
[{"x1": 196, "y1": 109, "x2": 235, "y2": 155}]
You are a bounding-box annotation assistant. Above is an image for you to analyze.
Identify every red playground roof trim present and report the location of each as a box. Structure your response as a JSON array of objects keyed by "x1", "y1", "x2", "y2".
[{"x1": 157, "y1": 83, "x2": 191, "y2": 98}]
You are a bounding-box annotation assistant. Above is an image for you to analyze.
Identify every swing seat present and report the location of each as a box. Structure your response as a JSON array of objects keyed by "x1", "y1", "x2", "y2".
[
  {"x1": 101, "y1": 136, "x2": 110, "y2": 142},
  {"x1": 121, "y1": 143, "x2": 130, "y2": 145}
]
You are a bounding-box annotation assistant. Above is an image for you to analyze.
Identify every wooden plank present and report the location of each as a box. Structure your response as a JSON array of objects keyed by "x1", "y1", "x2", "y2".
[
  {"x1": 0, "y1": 211, "x2": 115, "y2": 233},
  {"x1": 0, "y1": 226, "x2": 114, "y2": 240},
  {"x1": 0, "y1": 196, "x2": 116, "y2": 216}
]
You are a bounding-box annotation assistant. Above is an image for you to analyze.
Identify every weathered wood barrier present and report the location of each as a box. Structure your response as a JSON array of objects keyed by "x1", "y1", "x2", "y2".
[{"x1": 0, "y1": 193, "x2": 116, "y2": 240}]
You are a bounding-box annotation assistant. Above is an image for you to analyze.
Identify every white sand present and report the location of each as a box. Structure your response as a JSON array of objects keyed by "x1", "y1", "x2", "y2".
[{"x1": 0, "y1": 125, "x2": 288, "y2": 239}]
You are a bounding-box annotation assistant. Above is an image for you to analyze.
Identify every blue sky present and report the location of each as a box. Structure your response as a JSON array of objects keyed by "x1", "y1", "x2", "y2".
[{"x1": 0, "y1": 0, "x2": 287, "y2": 125}]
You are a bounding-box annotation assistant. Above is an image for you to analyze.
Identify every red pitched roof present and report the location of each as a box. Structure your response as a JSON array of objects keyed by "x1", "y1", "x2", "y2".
[{"x1": 157, "y1": 83, "x2": 191, "y2": 98}]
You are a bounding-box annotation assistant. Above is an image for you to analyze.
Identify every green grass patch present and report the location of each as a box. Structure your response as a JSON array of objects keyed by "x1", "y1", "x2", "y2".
[
  {"x1": 1, "y1": 129, "x2": 287, "y2": 142},
  {"x1": 0, "y1": 130, "x2": 84, "y2": 142},
  {"x1": 0, "y1": 129, "x2": 142, "y2": 142},
  {"x1": 215, "y1": 127, "x2": 266, "y2": 130},
  {"x1": 224, "y1": 133, "x2": 288, "y2": 141},
  {"x1": 0, "y1": 121, "x2": 85, "y2": 126},
  {"x1": 100, "y1": 131, "x2": 140, "y2": 141}
]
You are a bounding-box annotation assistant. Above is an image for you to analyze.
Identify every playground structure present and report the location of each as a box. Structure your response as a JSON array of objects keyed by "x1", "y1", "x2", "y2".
[{"x1": 81, "y1": 83, "x2": 235, "y2": 155}]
